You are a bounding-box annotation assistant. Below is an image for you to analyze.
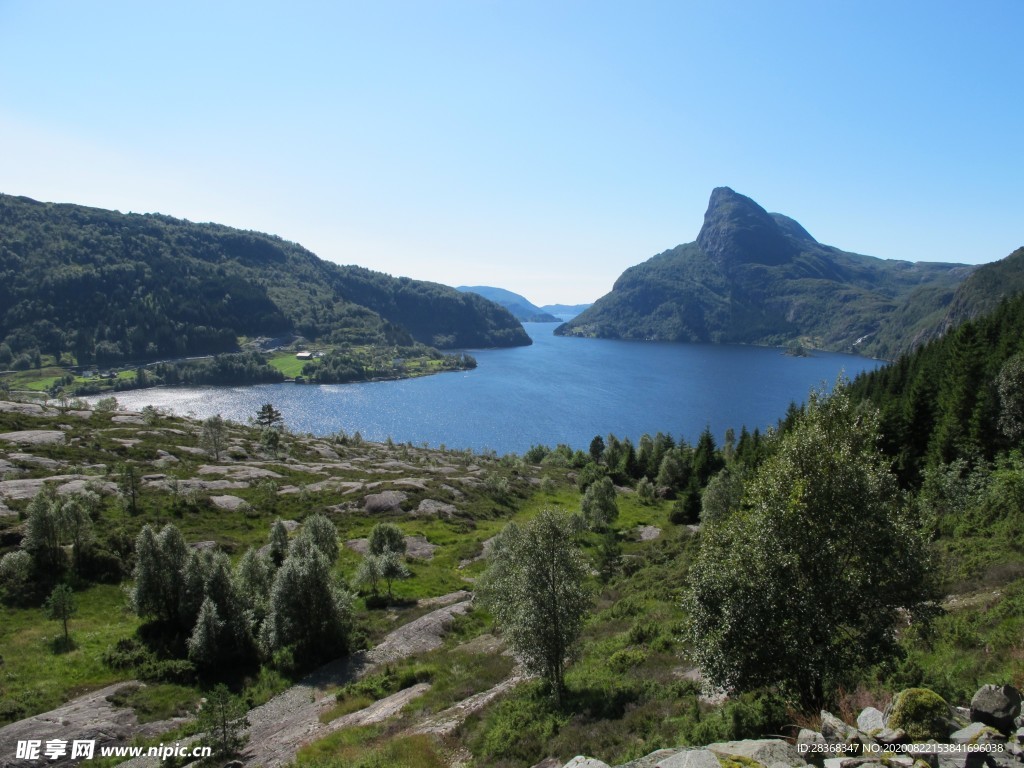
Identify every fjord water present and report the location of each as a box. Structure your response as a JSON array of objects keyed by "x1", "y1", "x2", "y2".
[{"x1": 108, "y1": 324, "x2": 883, "y2": 454}]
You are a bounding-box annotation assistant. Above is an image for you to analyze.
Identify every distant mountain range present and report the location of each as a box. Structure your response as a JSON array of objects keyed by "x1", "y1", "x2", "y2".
[
  {"x1": 457, "y1": 286, "x2": 562, "y2": 322},
  {"x1": 556, "y1": 187, "x2": 1021, "y2": 359},
  {"x1": 0, "y1": 194, "x2": 530, "y2": 367},
  {"x1": 540, "y1": 303, "x2": 592, "y2": 319}
]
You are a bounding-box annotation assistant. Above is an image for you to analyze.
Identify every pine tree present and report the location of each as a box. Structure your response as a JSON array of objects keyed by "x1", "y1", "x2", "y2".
[
  {"x1": 44, "y1": 583, "x2": 77, "y2": 650},
  {"x1": 196, "y1": 685, "x2": 249, "y2": 759},
  {"x1": 255, "y1": 402, "x2": 283, "y2": 429},
  {"x1": 268, "y1": 519, "x2": 290, "y2": 567}
]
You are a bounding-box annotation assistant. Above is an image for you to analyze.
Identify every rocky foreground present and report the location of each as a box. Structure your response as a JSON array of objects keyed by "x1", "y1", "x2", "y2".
[{"x1": 556, "y1": 684, "x2": 1024, "y2": 768}]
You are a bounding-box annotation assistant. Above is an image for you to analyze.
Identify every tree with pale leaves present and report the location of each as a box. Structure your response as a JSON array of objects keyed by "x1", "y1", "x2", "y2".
[{"x1": 477, "y1": 509, "x2": 592, "y2": 706}]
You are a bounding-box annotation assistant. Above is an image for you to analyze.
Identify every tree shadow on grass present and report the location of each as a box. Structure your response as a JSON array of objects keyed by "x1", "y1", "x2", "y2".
[{"x1": 50, "y1": 636, "x2": 76, "y2": 654}]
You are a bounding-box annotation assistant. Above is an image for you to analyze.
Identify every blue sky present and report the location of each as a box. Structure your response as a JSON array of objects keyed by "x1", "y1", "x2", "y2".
[{"x1": 1, "y1": 1, "x2": 1021, "y2": 305}]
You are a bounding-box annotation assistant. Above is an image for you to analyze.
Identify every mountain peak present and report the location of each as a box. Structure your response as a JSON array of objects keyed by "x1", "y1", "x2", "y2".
[{"x1": 696, "y1": 187, "x2": 794, "y2": 266}]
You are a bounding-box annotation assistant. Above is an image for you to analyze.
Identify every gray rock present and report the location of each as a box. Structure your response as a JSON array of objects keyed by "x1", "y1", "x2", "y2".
[
  {"x1": 364, "y1": 490, "x2": 408, "y2": 513},
  {"x1": 416, "y1": 498, "x2": 457, "y2": 517},
  {"x1": 950, "y1": 722, "x2": 1007, "y2": 745},
  {"x1": 562, "y1": 757, "x2": 611, "y2": 768},
  {"x1": 210, "y1": 495, "x2": 249, "y2": 510},
  {"x1": 820, "y1": 711, "x2": 860, "y2": 744},
  {"x1": 0, "y1": 430, "x2": 66, "y2": 445},
  {"x1": 616, "y1": 750, "x2": 681, "y2": 768},
  {"x1": 1017, "y1": 726, "x2": 1024, "y2": 743},
  {"x1": 708, "y1": 739, "x2": 806, "y2": 767},
  {"x1": 112, "y1": 414, "x2": 146, "y2": 424},
  {"x1": 404, "y1": 534, "x2": 437, "y2": 560},
  {"x1": 636, "y1": 525, "x2": 662, "y2": 541},
  {"x1": 656, "y1": 750, "x2": 722, "y2": 768},
  {"x1": 797, "y1": 728, "x2": 826, "y2": 746},
  {"x1": 0, "y1": 400, "x2": 45, "y2": 414},
  {"x1": 971, "y1": 684, "x2": 1022, "y2": 735},
  {"x1": 872, "y1": 728, "x2": 909, "y2": 746},
  {"x1": 8, "y1": 453, "x2": 64, "y2": 470},
  {"x1": 857, "y1": 707, "x2": 886, "y2": 733}
]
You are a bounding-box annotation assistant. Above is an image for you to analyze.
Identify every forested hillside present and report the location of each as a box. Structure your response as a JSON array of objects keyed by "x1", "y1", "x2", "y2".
[
  {"x1": 850, "y1": 290, "x2": 1024, "y2": 484},
  {"x1": 557, "y1": 187, "x2": 976, "y2": 359},
  {"x1": 0, "y1": 194, "x2": 529, "y2": 369}
]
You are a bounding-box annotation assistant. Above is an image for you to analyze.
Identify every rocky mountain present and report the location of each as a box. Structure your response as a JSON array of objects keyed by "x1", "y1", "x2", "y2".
[
  {"x1": 0, "y1": 194, "x2": 530, "y2": 367},
  {"x1": 457, "y1": 285, "x2": 561, "y2": 322},
  {"x1": 555, "y1": 187, "x2": 977, "y2": 359}
]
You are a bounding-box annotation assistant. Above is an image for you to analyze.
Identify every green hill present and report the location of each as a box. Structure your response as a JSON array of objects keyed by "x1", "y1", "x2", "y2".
[
  {"x1": 0, "y1": 194, "x2": 529, "y2": 368},
  {"x1": 556, "y1": 187, "x2": 975, "y2": 359}
]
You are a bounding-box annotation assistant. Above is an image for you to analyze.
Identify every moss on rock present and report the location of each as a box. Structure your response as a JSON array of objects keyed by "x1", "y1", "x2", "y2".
[{"x1": 887, "y1": 688, "x2": 951, "y2": 742}]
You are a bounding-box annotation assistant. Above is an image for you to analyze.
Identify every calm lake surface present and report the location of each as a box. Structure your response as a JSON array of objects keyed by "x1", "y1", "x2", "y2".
[{"x1": 105, "y1": 324, "x2": 884, "y2": 454}]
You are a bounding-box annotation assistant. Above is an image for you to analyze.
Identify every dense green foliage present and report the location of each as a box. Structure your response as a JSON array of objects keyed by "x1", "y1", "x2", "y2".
[
  {"x1": 0, "y1": 193, "x2": 529, "y2": 366},
  {"x1": 685, "y1": 384, "x2": 937, "y2": 707},
  {"x1": 557, "y1": 187, "x2": 973, "y2": 359},
  {"x1": 849, "y1": 291, "x2": 1024, "y2": 484}
]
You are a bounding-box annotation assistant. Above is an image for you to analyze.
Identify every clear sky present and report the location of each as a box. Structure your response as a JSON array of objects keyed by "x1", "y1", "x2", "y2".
[{"x1": 1, "y1": 1, "x2": 1021, "y2": 306}]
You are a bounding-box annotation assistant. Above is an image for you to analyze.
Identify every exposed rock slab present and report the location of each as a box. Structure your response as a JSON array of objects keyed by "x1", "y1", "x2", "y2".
[
  {"x1": 210, "y1": 495, "x2": 249, "y2": 511},
  {"x1": 368, "y1": 594, "x2": 472, "y2": 664},
  {"x1": 0, "y1": 682, "x2": 186, "y2": 768},
  {"x1": 364, "y1": 490, "x2": 407, "y2": 513},
  {"x1": 325, "y1": 683, "x2": 431, "y2": 732},
  {"x1": 241, "y1": 591, "x2": 473, "y2": 767},
  {"x1": 409, "y1": 672, "x2": 525, "y2": 736},
  {"x1": 0, "y1": 401, "x2": 46, "y2": 414},
  {"x1": 111, "y1": 414, "x2": 146, "y2": 425},
  {"x1": 0, "y1": 475, "x2": 114, "y2": 501},
  {"x1": 655, "y1": 750, "x2": 722, "y2": 768},
  {"x1": 416, "y1": 498, "x2": 457, "y2": 517},
  {"x1": 563, "y1": 758, "x2": 611, "y2": 768},
  {"x1": 197, "y1": 465, "x2": 283, "y2": 481},
  {"x1": 7, "y1": 453, "x2": 64, "y2": 470},
  {"x1": 0, "y1": 430, "x2": 65, "y2": 446},
  {"x1": 707, "y1": 739, "x2": 806, "y2": 767}
]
